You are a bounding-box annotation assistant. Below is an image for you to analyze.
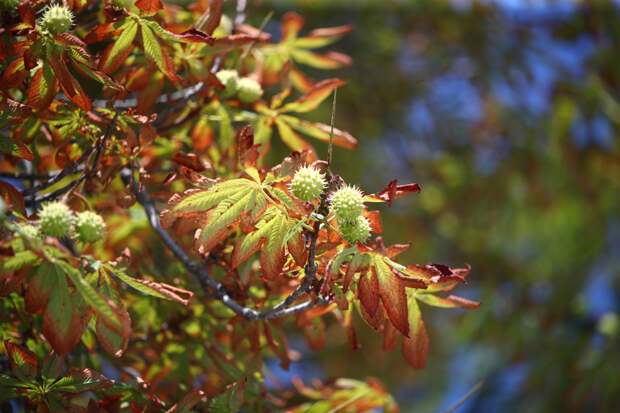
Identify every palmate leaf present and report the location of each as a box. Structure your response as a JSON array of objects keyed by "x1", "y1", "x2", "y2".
[
  {"x1": 257, "y1": 12, "x2": 353, "y2": 90},
  {"x1": 140, "y1": 22, "x2": 180, "y2": 82},
  {"x1": 162, "y1": 170, "x2": 304, "y2": 279},
  {"x1": 232, "y1": 207, "x2": 304, "y2": 279},
  {"x1": 334, "y1": 240, "x2": 478, "y2": 370},
  {"x1": 162, "y1": 177, "x2": 269, "y2": 253},
  {"x1": 41, "y1": 264, "x2": 91, "y2": 355},
  {"x1": 255, "y1": 79, "x2": 357, "y2": 155},
  {"x1": 27, "y1": 64, "x2": 58, "y2": 110},
  {"x1": 99, "y1": 20, "x2": 139, "y2": 74}
]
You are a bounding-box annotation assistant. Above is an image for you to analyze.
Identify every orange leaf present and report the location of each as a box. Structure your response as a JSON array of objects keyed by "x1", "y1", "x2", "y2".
[
  {"x1": 48, "y1": 55, "x2": 91, "y2": 111},
  {"x1": 402, "y1": 297, "x2": 428, "y2": 369},
  {"x1": 0, "y1": 180, "x2": 25, "y2": 215},
  {"x1": 135, "y1": 0, "x2": 163, "y2": 16}
]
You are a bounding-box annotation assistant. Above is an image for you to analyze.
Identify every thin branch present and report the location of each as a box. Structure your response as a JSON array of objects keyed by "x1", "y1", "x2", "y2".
[
  {"x1": 0, "y1": 171, "x2": 60, "y2": 180},
  {"x1": 21, "y1": 148, "x2": 94, "y2": 197},
  {"x1": 440, "y1": 381, "x2": 483, "y2": 413},
  {"x1": 24, "y1": 110, "x2": 120, "y2": 208},
  {"x1": 125, "y1": 170, "x2": 330, "y2": 320},
  {"x1": 327, "y1": 88, "x2": 337, "y2": 168}
]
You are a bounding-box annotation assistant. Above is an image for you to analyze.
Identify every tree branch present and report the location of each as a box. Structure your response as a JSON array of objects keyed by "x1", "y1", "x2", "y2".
[
  {"x1": 125, "y1": 170, "x2": 329, "y2": 321},
  {"x1": 24, "y1": 110, "x2": 119, "y2": 208}
]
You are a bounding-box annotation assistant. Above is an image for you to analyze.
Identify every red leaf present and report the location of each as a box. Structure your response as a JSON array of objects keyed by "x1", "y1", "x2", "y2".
[
  {"x1": 367, "y1": 180, "x2": 422, "y2": 205},
  {"x1": 54, "y1": 33, "x2": 87, "y2": 48},
  {"x1": 135, "y1": 0, "x2": 163, "y2": 16},
  {"x1": 402, "y1": 296, "x2": 428, "y2": 369},
  {"x1": 28, "y1": 65, "x2": 58, "y2": 110},
  {"x1": 4, "y1": 341, "x2": 38, "y2": 377},
  {"x1": 96, "y1": 305, "x2": 131, "y2": 358},
  {"x1": 402, "y1": 319, "x2": 428, "y2": 370},
  {"x1": 84, "y1": 23, "x2": 119, "y2": 44},
  {"x1": 382, "y1": 320, "x2": 398, "y2": 352},
  {"x1": 1, "y1": 58, "x2": 27, "y2": 89},
  {"x1": 202, "y1": 0, "x2": 222, "y2": 35},
  {"x1": 65, "y1": 367, "x2": 114, "y2": 392},
  {"x1": 373, "y1": 258, "x2": 409, "y2": 337},
  {"x1": 172, "y1": 152, "x2": 209, "y2": 172},
  {"x1": 136, "y1": 71, "x2": 164, "y2": 114},
  {"x1": 358, "y1": 298, "x2": 384, "y2": 330},
  {"x1": 358, "y1": 272, "x2": 379, "y2": 317},
  {"x1": 18, "y1": 0, "x2": 35, "y2": 27},
  {"x1": 287, "y1": 231, "x2": 307, "y2": 267},
  {"x1": 306, "y1": 25, "x2": 354, "y2": 39},
  {"x1": 364, "y1": 210, "x2": 383, "y2": 234},
  {"x1": 174, "y1": 28, "x2": 215, "y2": 44},
  {"x1": 0, "y1": 180, "x2": 25, "y2": 215},
  {"x1": 281, "y1": 12, "x2": 305, "y2": 40},
  {"x1": 48, "y1": 55, "x2": 91, "y2": 111},
  {"x1": 43, "y1": 288, "x2": 91, "y2": 355}
]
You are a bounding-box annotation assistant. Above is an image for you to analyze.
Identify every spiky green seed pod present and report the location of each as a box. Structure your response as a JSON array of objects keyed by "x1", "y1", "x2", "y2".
[
  {"x1": 237, "y1": 77, "x2": 263, "y2": 103},
  {"x1": 216, "y1": 69, "x2": 239, "y2": 99},
  {"x1": 39, "y1": 202, "x2": 74, "y2": 238},
  {"x1": 0, "y1": 198, "x2": 5, "y2": 220},
  {"x1": 339, "y1": 215, "x2": 371, "y2": 244},
  {"x1": 330, "y1": 185, "x2": 364, "y2": 222},
  {"x1": 17, "y1": 224, "x2": 42, "y2": 244},
  {"x1": 75, "y1": 211, "x2": 106, "y2": 243},
  {"x1": 39, "y1": 4, "x2": 74, "y2": 35},
  {"x1": 289, "y1": 166, "x2": 326, "y2": 202}
]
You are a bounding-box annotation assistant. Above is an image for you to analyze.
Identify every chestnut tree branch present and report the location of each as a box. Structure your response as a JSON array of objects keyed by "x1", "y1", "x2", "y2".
[{"x1": 125, "y1": 169, "x2": 329, "y2": 321}]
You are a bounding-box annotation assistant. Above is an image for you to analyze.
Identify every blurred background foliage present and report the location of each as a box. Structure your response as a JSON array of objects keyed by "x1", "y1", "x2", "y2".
[{"x1": 253, "y1": 0, "x2": 620, "y2": 411}]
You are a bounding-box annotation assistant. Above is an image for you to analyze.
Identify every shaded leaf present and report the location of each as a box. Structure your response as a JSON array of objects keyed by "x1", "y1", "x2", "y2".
[{"x1": 402, "y1": 296, "x2": 428, "y2": 370}]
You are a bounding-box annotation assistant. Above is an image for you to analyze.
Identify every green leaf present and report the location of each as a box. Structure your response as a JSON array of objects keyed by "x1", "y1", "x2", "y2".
[
  {"x1": 140, "y1": 23, "x2": 164, "y2": 71},
  {"x1": 275, "y1": 118, "x2": 313, "y2": 153},
  {"x1": 100, "y1": 20, "x2": 138, "y2": 73},
  {"x1": 42, "y1": 267, "x2": 80, "y2": 355},
  {"x1": 57, "y1": 261, "x2": 122, "y2": 334},
  {"x1": 210, "y1": 383, "x2": 242, "y2": 413},
  {"x1": 0, "y1": 251, "x2": 38, "y2": 274},
  {"x1": 104, "y1": 264, "x2": 193, "y2": 305}
]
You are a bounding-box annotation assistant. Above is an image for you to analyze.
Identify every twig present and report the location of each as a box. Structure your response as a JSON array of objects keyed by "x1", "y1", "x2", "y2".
[
  {"x1": 125, "y1": 169, "x2": 329, "y2": 320},
  {"x1": 21, "y1": 148, "x2": 95, "y2": 197},
  {"x1": 234, "y1": 0, "x2": 247, "y2": 27},
  {"x1": 440, "y1": 381, "x2": 483, "y2": 413},
  {"x1": 327, "y1": 88, "x2": 337, "y2": 168},
  {"x1": 0, "y1": 172, "x2": 59, "y2": 180},
  {"x1": 24, "y1": 110, "x2": 120, "y2": 208}
]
